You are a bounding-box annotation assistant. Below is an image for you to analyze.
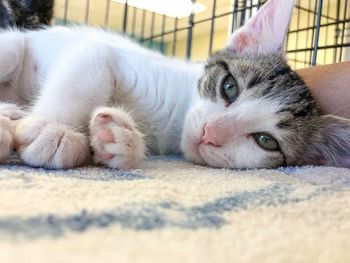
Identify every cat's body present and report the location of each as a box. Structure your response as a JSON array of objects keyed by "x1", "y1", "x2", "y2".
[
  {"x1": 0, "y1": 0, "x2": 350, "y2": 170},
  {"x1": 0, "y1": 0, "x2": 54, "y2": 29},
  {"x1": 3, "y1": 26, "x2": 202, "y2": 155}
]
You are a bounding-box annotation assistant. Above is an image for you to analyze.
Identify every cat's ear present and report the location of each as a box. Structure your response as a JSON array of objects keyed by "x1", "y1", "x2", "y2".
[
  {"x1": 227, "y1": 0, "x2": 295, "y2": 55},
  {"x1": 304, "y1": 115, "x2": 350, "y2": 167}
]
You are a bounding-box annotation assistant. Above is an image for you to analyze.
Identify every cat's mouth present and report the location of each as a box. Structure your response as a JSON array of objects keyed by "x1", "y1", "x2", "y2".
[{"x1": 182, "y1": 136, "x2": 206, "y2": 166}]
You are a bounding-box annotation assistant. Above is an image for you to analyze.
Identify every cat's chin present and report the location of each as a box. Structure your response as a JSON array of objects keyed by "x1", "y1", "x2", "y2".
[
  {"x1": 181, "y1": 139, "x2": 206, "y2": 166},
  {"x1": 183, "y1": 148, "x2": 206, "y2": 166}
]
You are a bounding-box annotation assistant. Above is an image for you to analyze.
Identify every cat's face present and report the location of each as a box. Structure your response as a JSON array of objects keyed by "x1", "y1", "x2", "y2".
[
  {"x1": 181, "y1": 0, "x2": 350, "y2": 169},
  {"x1": 181, "y1": 51, "x2": 318, "y2": 169}
]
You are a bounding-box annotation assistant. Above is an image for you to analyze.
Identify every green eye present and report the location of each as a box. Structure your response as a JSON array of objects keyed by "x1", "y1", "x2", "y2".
[
  {"x1": 222, "y1": 75, "x2": 239, "y2": 104},
  {"x1": 252, "y1": 133, "x2": 280, "y2": 151}
]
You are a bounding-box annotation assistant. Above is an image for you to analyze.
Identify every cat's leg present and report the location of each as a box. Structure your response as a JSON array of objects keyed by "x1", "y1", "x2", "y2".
[
  {"x1": 89, "y1": 106, "x2": 145, "y2": 170},
  {"x1": 0, "y1": 114, "x2": 14, "y2": 161},
  {"x1": 15, "y1": 42, "x2": 116, "y2": 169},
  {"x1": 0, "y1": 32, "x2": 26, "y2": 162},
  {"x1": 0, "y1": 31, "x2": 24, "y2": 81}
]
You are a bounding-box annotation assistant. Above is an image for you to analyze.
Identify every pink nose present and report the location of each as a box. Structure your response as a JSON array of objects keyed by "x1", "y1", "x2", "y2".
[{"x1": 200, "y1": 124, "x2": 222, "y2": 147}]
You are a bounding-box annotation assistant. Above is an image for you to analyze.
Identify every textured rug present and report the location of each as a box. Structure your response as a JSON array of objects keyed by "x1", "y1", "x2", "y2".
[{"x1": 1, "y1": 156, "x2": 350, "y2": 263}]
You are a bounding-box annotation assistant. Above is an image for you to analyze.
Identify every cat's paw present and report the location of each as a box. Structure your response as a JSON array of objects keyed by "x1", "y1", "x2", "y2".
[
  {"x1": 89, "y1": 107, "x2": 145, "y2": 170},
  {"x1": 0, "y1": 116, "x2": 14, "y2": 161},
  {"x1": 15, "y1": 117, "x2": 89, "y2": 169}
]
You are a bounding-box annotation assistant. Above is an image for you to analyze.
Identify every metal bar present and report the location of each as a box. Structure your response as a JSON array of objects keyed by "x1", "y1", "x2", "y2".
[
  {"x1": 172, "y1": 17, "x2": 178, "y2": 56},
  {"x1": 123, "y1": 1, "x2": 129, "y2": 33},
  {"x1": 304, "y1": 0, "x2": 312, "y2": 66},
  {"x1": 231, "y1": 0, "x2": 239, "y2": 33},
  {"x1": 312, "y1": 0, "x2": 324, "y2": 66},
  {"x1": 324, "y1": 0, "x2": 330, "y2": 64},
  {"x1": 240, "y1": 0, "x2": 247, "y2": 26},
  {"x1": 131, "y1": 7, "x2": 137, "y2": 37},
  {"x1": 141, "y1": 27, "x2": 191, "y2": 42},
  {"x1": 295, "y1": 4, "x2": 336, "y2": 21},
  {"x1": 104, "y1": 0, "x2": 111, "y2": 27},
  {"x1": 248, "y1": 0, "x2": 253, "y2": 18},
  {"x1": 333, "y1": 0, "x2": 341, "y2": 63},
  {"x1": 308, "y1": 0, "x2": 319, "y2": 65},
  {"x1": 63, "y1": 0, "x2": 69, "y2": 24},
  {"x1": 140, "y1": 9, "x2": 146, "y2": 40},
  {"x1": 140, "y1": 18, "x2": 350, "y2": 43},
  {"x1": 339, "y1": 0, "x2": 349, "y2": 61},
  {"x1": 84, "y1": 0, "x2": 90, "y2": 24},
  {"x1": 209, "y1": 0, "x2": 217, "y2": 55},
  {"x1": 288, "y1": 57, "x2": 315, "y2": 65},
  {"x1": 289, "y1": 18, "x2": 350, "y2": 34},
  {"x1": 160, "y1": 15, "x2": 166, "y2": 53},
  {"x1": 149, "y1": 12, "x2": 155, "y2": 48},
  {"x1": 287, "y1": 43, "x2": 350, "y2": 53},
  {"x1": 173, "y1": 6, "x2": 258, "y2": 27},
  {"x1": 295, "y1": 0, "x2": 301, "y2": 68},
  {"x1": 186, "y1": 0, "x2": 196, "y2": 60},
  {"x1": 285, "y1": 29, "x2": 290, "y2": 53}
]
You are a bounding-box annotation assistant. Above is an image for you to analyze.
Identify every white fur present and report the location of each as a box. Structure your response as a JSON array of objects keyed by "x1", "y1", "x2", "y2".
[
  {"x1": 0, "y1": 0, "x2": 295, "y2": 169},
  {"x1": 89, "y1": 106, "x2": 145, "y2": 170},
  {"x1": 15, "y1": 117, "x2": 90, "y2": 168},
  {"x1": 2, "y1": 26, "x2": 203, "y2": 168}
]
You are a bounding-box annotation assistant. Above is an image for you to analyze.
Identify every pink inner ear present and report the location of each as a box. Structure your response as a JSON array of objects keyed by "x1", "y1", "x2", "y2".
[
  {"x1": 237, "y1": 34, "x2": 249, "y2": 52},
  {"x1": 250, "y1": 0, "x2": 277, "y2": 38},
  {"x1": 227, "y1": 0, "x2": 293, "y2": 55},
  {"x1": 230, "y1": 30, "x2": 258, "y2": 53}
]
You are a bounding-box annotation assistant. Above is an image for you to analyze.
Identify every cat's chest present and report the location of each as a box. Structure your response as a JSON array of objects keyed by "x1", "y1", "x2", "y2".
[
  {"x1": 107, "y1": 49, "x2": 203, "y2": 154},
  {"x1": 117, "y1": 83, "x2": 192, "y2": 155}
]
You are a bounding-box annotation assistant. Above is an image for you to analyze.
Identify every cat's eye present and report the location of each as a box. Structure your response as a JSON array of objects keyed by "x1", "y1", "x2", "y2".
[
  {"x1": 252, "y1": 133, "x2": 280, "y2": 151},
  {"x1": 221, "y1": 75, "x2": 239, "y2": 104}
]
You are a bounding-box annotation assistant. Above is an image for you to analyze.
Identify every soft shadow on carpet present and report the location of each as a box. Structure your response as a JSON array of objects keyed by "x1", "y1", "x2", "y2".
[{"x1": 1, "y1": 156, "x2": 350, "y2": 263}]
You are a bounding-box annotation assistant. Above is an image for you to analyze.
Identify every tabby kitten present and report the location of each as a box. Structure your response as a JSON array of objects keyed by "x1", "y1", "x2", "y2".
[
  {"x1": 183, "y1": 50, "x2": 350, "y2": 168},
  {"x1": 0, "y1": 0, "x2": 349, "y2": 170},
  {"x1": 0, "y1": 0, "x2": 54, "y2": 29}
]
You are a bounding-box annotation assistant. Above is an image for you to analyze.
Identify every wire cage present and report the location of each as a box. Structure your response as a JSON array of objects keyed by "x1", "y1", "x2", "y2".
[{"x1": 53, "y1": 0, "x2": 350, "y2": 69}]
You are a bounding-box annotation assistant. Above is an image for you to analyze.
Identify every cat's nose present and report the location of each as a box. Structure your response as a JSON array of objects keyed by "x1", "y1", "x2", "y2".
[{"x1": 200, "y1": 124, "x2": 222, "y2": 147}]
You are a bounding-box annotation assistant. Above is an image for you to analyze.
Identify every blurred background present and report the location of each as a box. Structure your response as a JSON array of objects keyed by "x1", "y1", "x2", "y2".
[{"x1": 52, "y1": 0, "x2": 349, "y2": 69}]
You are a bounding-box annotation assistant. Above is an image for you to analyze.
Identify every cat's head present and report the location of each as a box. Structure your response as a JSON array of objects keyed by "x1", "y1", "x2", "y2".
[{"x1": 181, "y1": 0, "x2": 350, "y2": 169}]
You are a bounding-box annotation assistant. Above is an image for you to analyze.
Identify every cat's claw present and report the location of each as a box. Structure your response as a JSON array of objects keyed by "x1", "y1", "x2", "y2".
[
  {"x1": 89, "y1": 107, "x2": 145, "y2": 170},
  {"x1": 15, "y1": 117, "x2": 89, "y2": 169},
  {"x1": 0, "y1": 116, "x2": 14, "y2": 161}
]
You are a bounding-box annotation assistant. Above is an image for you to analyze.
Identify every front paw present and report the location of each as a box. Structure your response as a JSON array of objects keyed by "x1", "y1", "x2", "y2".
[
  {"x1": 89, "y1": 107, "x2": 145, "y2": 170},
  {"x1": 0, "y1": 116, "x2": 14, "y2": 161},
  {"x1": 15, "y1": 117, "x2": 89, "y2": 169}
]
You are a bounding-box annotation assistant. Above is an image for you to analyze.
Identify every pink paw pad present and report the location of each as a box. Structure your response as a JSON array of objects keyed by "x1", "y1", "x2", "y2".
[
  {"x1": 95, "y1": 129, "x2": 114, "y2": 143},
  {"x1": 95, "y1": 113, "x2": 113, "y2": 124}
]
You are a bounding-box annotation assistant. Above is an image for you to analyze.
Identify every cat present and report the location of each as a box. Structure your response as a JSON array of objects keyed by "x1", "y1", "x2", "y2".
[
  {"x1": 0, "y1": 0, "x2": 54, "y2": 29},
  {"x1": 0, "y1": 0, "x2": 349, "y2": 170}
]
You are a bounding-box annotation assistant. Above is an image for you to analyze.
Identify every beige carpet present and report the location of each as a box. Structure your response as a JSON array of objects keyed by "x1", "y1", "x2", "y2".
[{"x1": 1, "y1": 156, "x2": 350, "y2": 263}]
